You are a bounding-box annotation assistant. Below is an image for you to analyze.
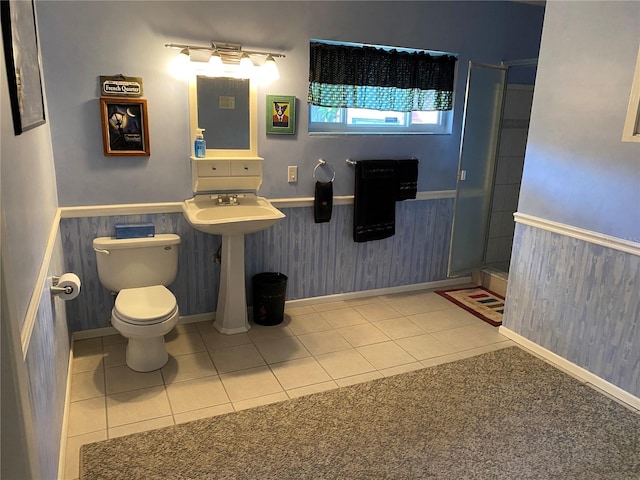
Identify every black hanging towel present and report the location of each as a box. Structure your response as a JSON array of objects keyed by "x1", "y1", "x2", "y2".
[
  {"x1": 396, "y1": 159, "x2": 419, "y2": 200},
  {"x1": 314, "y1": 181, "x2": 333, "y2": 223},
  {"x1": 353, "y1": 160, "x2": 397, "y2": 242}
]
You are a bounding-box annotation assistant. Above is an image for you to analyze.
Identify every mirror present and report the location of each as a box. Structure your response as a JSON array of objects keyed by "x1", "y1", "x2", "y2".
[{"x1": 189, "y1": 76, "x2": 258, "y2": 158}]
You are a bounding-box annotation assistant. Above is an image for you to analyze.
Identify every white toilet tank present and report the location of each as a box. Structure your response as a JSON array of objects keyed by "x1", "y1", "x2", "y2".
[{"x1": 93, "y1": 234, "x2": 180, "y2": 292}]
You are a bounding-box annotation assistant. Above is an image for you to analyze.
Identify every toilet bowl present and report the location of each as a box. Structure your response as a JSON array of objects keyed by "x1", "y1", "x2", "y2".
[
  {"x1": 110, "y1": 285, "x2": 179, "y2": 372},
  {"x1": 93, "y1": 234, "x2": 181, "y2": 372}
]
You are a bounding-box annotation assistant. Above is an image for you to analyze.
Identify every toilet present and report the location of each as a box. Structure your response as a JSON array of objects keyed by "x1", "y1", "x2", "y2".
[{"x1": 93, "y1": 234, "x2": 181, "y2": 372}]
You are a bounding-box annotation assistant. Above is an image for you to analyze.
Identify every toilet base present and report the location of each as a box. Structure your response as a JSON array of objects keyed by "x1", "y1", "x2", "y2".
[{"x1": 126, "y1": 336, "x2": 169, "y2": 372}]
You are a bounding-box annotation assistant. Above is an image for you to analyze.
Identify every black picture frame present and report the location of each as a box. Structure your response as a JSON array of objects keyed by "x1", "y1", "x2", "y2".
[{"x1": 1, "y1": 0, "x2": 46, "y2": 135}]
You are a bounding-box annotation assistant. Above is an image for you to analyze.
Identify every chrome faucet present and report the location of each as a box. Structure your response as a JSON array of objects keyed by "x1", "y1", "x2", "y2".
[{"x1": 215, "y1": 194, "x2": 239, "y2": 206}]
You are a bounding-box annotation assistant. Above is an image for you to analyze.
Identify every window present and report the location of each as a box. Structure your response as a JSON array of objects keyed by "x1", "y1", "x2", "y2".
[{"x1": 308, "y1": 40, "x2": 457, "y2": 135}]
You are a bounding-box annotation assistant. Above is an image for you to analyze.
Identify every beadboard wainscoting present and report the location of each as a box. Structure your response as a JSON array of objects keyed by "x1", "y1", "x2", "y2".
[
  {"x1": 60, "y1": 197, "x2": 454, "y2": 333},
  {"x1": 503, "y1": 220, "x2": 640, "y2": 398}
]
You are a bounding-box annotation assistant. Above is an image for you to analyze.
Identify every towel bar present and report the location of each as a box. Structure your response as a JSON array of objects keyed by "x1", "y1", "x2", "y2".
[{"x1": 345, "y1": 157, "x2": 419, "y2": 165}]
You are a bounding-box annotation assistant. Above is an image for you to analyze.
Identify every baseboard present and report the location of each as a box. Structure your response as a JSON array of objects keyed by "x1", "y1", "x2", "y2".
[
  {"x1": 499, "y1": 326, "x2": 640, "y2": 412},
  {"x1": 71, "y1": 278, "x2": 471, "y2": 340},
  {"x1": 282, "y1": 277, "x2": 472, "y2": 308},
  {"x1": 57, "y1": 342, "x2": 74, "y2": 480}
]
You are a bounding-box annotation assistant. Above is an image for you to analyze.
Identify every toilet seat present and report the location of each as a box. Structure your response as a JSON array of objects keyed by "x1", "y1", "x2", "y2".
[{"x1": 114, "y1": 285, "x2": 178, "y2": 325}]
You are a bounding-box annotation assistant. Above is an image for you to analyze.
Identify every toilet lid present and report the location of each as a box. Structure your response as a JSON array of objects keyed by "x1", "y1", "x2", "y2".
[{"x1": 114, "y1": 286, "x2": 177, "y2": 324}]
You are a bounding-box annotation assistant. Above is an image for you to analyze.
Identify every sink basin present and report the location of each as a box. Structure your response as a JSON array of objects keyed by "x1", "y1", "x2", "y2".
[{"x1": 183, "y1": 194, "x2": 285, "y2": 236}]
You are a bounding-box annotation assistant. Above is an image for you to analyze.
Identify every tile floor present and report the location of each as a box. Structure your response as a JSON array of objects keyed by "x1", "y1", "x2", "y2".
[{"x1": 64, "y1": 288, "x2": 514, "y2": 480}]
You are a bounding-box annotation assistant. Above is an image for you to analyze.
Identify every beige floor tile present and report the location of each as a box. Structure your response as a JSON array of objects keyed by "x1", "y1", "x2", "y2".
[
  {"x1": 337, "y1": 323, "x2": 390, "y2": 347},
  {"x1": 253, "y1": 336, "x2": 310, "y2": 364},
  {"x1": 233, "y1": 392, "x2": 289, "y2": 411},
  {"x1": 270, "y1": 356, "x2": 332, "y2": 390},
  {"x1": 219, "y1": 366, "x2": 283, "y2": 402},
  {"x1": 344, "y1": 296, "x2": 384, "y2": 307},
  {"x1": 105, "y1": 365, "x2": 164, "y2": 395},
  {"x1": 103, "y1": 341, "x2": 126, "y2": 368},
  {"x1": 430, "y1": 323, "x2": 506, "y2": 351},
  {"x1": 315, "y1": 349, "x2": 376, "y2": 379},
  {"x1": 73, "y1": 338, "x2": 103, "y2": 374},
  {"x1": 107, "y1": 386, "x2": 172, "y2": 427},
  {"x1": 356, "y1": 341, "x2": 417, "y2": 370},
  {"x1": 70, "y1": 369, "x2": 105, "y2": 402},
  {"x1": 354, "y1": 302, "x2": 403, "y2": 322},
  {"x1": 297, "y1": 330, "x2": 352, "y2": 355},
  {"x1": 165, "y1": 331, "x2": 206, "y2": 356},
  {"x1": 284, "y1": 305, "x2": 315, "y2": 315},
  {"x1": 408, "y1": 307, "x2": 480, "y2": 333},
  {"x1": 286, "y1": 380, "x2": 339, "y2": 399},
  {"x1": 173, "y1": 404, "x2": 235, "y2": 424},
  {"x1": 161, "y1": 351, "x2": 217, "y2": 384},
  {"x1": 173, "y1": 323, "x2": 198, "y2": 334},
  {"x1": 379, "y1": 362, "x2": 425, "y2": 377},
  {"x1": 67, "y1": 397, "x2": 106, "y2": 437},
  {"x1": 165, "y1": 375, "x2": 229, "y2": 414},
  {"x1": 246, "y1": 321, "x2": 295, "y2": 343},
  {"x1": 394, "y1": 333, "x2": 455, "y2": 360},
  {"x1": 335, "y1": 371, "x2": 384, "y2": 387},
  {"x1": 198, "y1": 323, "x2": 252, "y2": 350},
  {"x1": 320, "y1": 307, "x2": 368, "y2": 329},
  {"x1": 286, "y1": 312, "x2": 333, "y2": 335},
  {"x1": 108, "y1": 416, "x2": 174, "y2": 439},
  {"x1": 372, "y1": 317, "x2": 426, "y2": 340},
  {"x1": 64, "y1": 430, "x2": 107, "y2": 480},
  {"x1": 101, "y1": 333, "x2": 126, "y2": 346},
  {"x1": 210, "y1": 343, "x2": 266, "y2": 374},
  {"x1": 383, "y1": 291, "x2": 453, "y2": 316},
  {"x1": 311, "y1": 300, "x2": 350, "y2": 312}
]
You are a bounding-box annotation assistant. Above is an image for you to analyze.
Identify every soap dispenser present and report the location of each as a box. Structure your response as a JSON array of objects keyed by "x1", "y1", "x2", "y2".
[{"x1": 194, "y1": 128, "x2": 206, "y2": 158}]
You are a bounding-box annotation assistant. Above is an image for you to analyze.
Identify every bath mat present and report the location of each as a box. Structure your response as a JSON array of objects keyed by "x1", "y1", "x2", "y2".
[{"x1": 435, "y1": 286, "x2": 504, "y2": 326}]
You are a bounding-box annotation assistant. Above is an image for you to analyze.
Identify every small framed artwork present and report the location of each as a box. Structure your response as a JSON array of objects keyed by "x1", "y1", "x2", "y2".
[
  {"x1": 1, "y1": 0, "x2": 46, "y2": 135},
  {"x1": 100, "y1": 97, "x2": 150, "y2": 156},
  {"x1": 266, "y1": 95, "x2": 295, "y2": 135}
]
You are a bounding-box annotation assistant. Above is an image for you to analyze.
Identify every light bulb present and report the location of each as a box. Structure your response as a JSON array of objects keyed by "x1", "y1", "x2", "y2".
[
  {"x1": 261, "y1": 54, "x2": 280, "y2": 84},
  {"x1": 169, "y1": 48, "x2": 191, "y2": 79},
  {"x1": 239, "y1": 53, "x2": 255, "y2": 78},
  {"x1": 209, "y1": 49, "x2": 224, "y2": 74}
]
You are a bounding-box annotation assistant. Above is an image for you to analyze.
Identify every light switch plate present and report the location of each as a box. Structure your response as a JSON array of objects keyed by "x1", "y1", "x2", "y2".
[{"x1": 288, "y1": 166, "x2": 298, "y2": 183}]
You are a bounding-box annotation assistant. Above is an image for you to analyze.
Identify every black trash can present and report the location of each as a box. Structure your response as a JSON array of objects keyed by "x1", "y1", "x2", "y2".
[{"x1": 252, "y1": 272, "x2": 288, "y2": 326}]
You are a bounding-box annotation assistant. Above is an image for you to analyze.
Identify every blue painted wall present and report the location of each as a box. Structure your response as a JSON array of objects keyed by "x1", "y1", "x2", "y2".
[
  {"x1": 517, "y1": 1, "x2": 640, "y2": 242},
  {"x1": 1, "y1": 37, "x2": 69, "y2": 479},
  {"x1": 503, "y1": 1, "x2": 640, "y2": 397},
  {"x1": 36, "y1": 1, "x2": 545, "y2": 206}
]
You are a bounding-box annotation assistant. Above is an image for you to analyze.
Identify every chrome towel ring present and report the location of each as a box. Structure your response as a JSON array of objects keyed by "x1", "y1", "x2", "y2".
[{"x1": 313, "y1": 158, "x2": 336, "y2": 183}]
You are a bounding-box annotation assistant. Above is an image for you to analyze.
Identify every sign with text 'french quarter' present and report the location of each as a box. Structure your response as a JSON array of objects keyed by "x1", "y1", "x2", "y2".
[{"x1": 100, "y1": 75, "x2": 143, "y2": 97}]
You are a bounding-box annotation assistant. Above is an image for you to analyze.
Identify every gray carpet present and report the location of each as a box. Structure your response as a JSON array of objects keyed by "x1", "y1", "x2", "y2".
[{"x1": 80, "y1": 347, "x2": 640, "y2": 479}]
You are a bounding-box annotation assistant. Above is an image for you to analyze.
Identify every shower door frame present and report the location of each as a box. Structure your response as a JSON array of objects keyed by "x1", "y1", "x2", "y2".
[{"x1": 447, "y1": 61, "x2": 508, "y2": 278}]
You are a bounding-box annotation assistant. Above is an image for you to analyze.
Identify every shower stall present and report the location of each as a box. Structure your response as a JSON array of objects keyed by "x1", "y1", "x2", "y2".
[{"x1": 448, "y1": 60, "x2": 536, "y2": 294}]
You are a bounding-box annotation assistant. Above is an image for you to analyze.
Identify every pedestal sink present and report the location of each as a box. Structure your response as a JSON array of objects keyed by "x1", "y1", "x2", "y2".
[{"x1": 183, "y1": 194, "x2": 285, "y2": 334}]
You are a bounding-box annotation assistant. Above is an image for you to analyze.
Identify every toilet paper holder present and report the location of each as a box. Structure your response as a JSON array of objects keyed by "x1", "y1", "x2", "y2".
[
  {"x1": 50, "y1": 274, "x2": 81, "y2": 299},
  {"x1": 50, "y1": 276, "x2": 73, "y2": 296}
]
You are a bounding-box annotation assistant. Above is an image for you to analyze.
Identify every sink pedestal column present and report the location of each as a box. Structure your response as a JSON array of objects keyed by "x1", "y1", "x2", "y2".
[{"x1": 214, "y1": 234, "x2": 251, "y2": 334}]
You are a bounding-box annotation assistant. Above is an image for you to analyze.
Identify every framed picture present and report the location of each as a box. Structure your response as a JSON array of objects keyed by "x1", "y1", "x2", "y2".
[
  {"x1": 100, "y1": 97, "x2": 150, "y2": 156},
  {"x1": 266, "y1": 95, "x2": 295, "y2": 135},
  {"x1": 1, "y1": 0, "x2": 46, "y2": 135}
]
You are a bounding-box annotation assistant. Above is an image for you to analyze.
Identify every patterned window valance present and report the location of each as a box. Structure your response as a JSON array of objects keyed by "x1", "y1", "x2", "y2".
[{"x1": 308, "y1": 42, "x2": 457, "y2": 112}]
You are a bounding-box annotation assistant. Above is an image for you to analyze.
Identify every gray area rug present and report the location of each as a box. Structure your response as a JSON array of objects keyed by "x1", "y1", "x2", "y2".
[{"x1": 80, "y1": 347, "x2": 640, "y2": 479}]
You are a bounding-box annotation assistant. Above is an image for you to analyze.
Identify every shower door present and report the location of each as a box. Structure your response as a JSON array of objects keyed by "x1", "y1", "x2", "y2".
[{"x1": 448, "y1": 62, "x2": 507, "y2": 277}]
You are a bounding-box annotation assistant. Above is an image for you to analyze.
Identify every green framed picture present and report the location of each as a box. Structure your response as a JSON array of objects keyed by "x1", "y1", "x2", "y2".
[{"x1": 266, "y1": 95, "x2": 295, "y2": 135}]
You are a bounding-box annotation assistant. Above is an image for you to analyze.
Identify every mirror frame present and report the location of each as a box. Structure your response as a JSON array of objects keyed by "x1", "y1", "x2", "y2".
[{"x1": 189, "y1": 76, "x2": 259, "y2": 158}]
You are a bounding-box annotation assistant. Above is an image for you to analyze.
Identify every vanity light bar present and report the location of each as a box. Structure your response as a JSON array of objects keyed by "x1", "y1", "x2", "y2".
[{"x1": 164, "y1": 41, "x2": 285, "y2": 63}]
